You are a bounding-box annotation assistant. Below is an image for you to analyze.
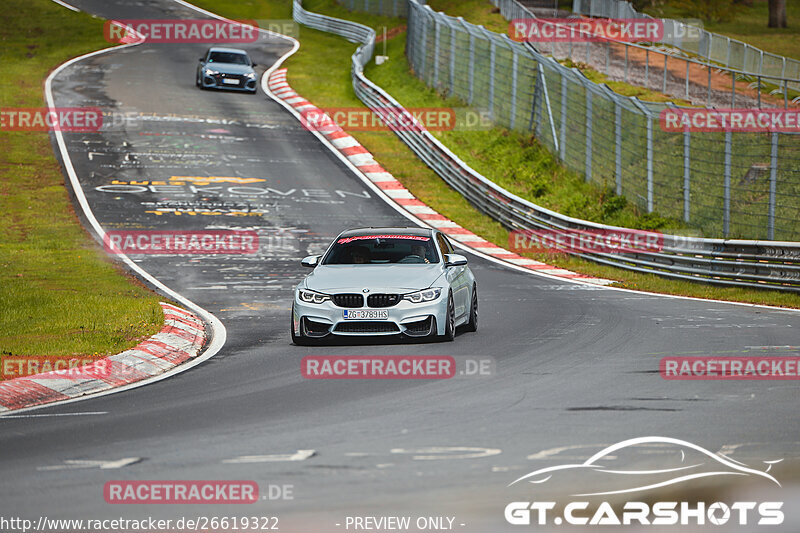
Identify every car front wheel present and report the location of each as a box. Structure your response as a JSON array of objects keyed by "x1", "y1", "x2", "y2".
[
  {"x1": 291, "y1": 306, "x2": 313, "y2": 346},
  {"x1": 441, "y1": 292, "x2": 455, "y2": 342},
  {"x1": 465, "y1": 285, "x2": 478, "y2": 332}
]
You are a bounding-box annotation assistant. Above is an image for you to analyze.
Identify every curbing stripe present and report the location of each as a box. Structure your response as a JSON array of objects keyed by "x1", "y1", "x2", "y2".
[{"x1": 0, "y1": 303, "x2": 206, "y2": 412}]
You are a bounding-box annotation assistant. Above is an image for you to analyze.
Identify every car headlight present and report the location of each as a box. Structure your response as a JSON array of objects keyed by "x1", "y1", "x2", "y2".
[
  {"x1": 246, "y1": 72, "x2": 256, "y2": 79},
  {"x1": 403, "y1": 288, "x2": 441, "y2": 304},
  {"x1": 204, "y1": 68, "x2": 219, "y2": 76},
  {"x1": 298, "y1": 289, "x2": 330, "y2": 304}
]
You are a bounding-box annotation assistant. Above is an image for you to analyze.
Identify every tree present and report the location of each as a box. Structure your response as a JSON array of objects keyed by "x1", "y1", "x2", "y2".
[{"x1": 768, "y1": 0, "x2": 787, "y2": 28}]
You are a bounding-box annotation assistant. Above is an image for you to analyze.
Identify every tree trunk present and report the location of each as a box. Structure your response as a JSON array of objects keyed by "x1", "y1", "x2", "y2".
[{"x1": 768, "y1": 0, "x2": 787, "y2": 28}]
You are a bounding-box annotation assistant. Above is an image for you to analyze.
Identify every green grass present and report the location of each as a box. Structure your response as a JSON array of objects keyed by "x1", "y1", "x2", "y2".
[
  {"x1": 187, "y1": 0, "x2": 799, "y2": 307},
  {"x1": 0, "y1": 0, "x2": 164, "y2": 363}
]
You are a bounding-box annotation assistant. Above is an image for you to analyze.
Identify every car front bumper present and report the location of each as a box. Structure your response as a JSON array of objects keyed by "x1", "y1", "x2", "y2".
[
  {"x1": 293, "y1": 293, "x2": 447, "y2": 338},
  {"x1": 200, "y1": 73, "x2": 257, "y2": 92}
]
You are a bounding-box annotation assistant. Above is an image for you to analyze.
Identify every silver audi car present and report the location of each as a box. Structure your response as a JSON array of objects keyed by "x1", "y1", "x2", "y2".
[
  {"x1": 196, "y1": 46, "x2": 258, "y2": 93},
  {"x1": 292, "y1": 227, "x2": 477, "y2": 344}
]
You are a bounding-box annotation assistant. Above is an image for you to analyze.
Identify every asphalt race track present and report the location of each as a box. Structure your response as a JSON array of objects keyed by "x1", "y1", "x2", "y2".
[{"x1": 1, "y1": 0, "x2": 799, "y2": 531}]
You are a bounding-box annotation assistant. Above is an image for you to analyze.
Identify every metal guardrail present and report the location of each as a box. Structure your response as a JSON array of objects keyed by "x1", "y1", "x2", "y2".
[
  {"x1": 572, "y1": 0, "x2": 800, "y2": 94},
  {"x1": 292, "y1": 0, "x2": 800, "y2": 292}
]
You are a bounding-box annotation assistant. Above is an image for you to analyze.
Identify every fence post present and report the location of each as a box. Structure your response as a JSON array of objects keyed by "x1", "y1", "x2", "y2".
[
  {"x1": 685, "y1": 60, "x2": 690, "y2": 98},
  {"x1": 489, "y1": 40, "x2": 496, "y2": 118},
  {"x1": 510, "y1": 46, "x2": 518, "y2": 130},
  {"x1": 420, "y1": 12, "x2": 428, "y2": 80},
  {"x1": 724, "y1": 131, "x2": 732, "y2": 237},
  {"x1": 683, "y1": 128, "x2": 691, "y2": 223},
  {"x1": 449, "y1": 22, "x2": 457, "y2": 96},
  {"x1": 662, "y1": 54, "x2": 667, "y2": 93},
  {"x1": 433, "y1": 20, "x2": 440, "y2": 88},
  {"x1": 530, "y1": 62, "x2": 541, "y2": 133},
  {"x1": 624, "y1": 46, "x2": 629, "y2": 82},
  {"x1": 769, "y1": 132, "x2": 778, "y2": 240},
  {"x1": 585, "y1": 88, "x2": 593, "y2": 183},
  {"x1": 560, "y1": 73, "x2": 567, "y2": 162},
  {"x1": 614, "y1": 102, "x2": 622, "y2": 195},
  {"x1": 468, "y1": 33, "x2": 475, "y2": 104},
  {"x1": 646, "y1": 114, "x2": 653, "y2": 213}
]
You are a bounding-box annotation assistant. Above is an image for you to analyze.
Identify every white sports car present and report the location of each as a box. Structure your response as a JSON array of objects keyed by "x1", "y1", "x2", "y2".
[{"x1": 292, "y1": 227, "x2": 477, "y2": 344}]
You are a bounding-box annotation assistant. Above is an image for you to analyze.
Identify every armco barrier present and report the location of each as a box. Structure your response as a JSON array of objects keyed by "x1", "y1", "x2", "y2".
[{"x1": 293, "y1": 0, "x2": 800, "y2": 292}]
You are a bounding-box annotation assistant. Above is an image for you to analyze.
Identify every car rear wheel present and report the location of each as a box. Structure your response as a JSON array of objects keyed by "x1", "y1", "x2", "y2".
[
  {"x1": 465, "y1": 285, "x2": 478, "y2": 332},
  {"x1": 441, "y1": 292, "x2": 455, "y2": 342}
]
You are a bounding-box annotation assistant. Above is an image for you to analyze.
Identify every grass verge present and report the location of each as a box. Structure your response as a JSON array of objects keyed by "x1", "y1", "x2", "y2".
[
  {"x1": 190, "y1": 0, "x2": 799, "y2": 307},
  {"x1": 0, "y1": 0, "x2": 164, "y2": 367}
]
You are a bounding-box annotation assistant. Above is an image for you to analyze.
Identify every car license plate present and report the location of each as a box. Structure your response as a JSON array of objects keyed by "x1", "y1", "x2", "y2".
[
  {"x1": 223, "y1": 78, "x2": 239, "y2": 85},
  {"x1": 343, "y1": 309, "x2": 388, "y2": 320}
]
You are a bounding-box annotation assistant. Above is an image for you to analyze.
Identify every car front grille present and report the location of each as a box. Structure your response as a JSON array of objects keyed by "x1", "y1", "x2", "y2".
[
  {"x1": 332, "y1": 293, "x2": 364, "y2": 308},
  {"x1": 367, "y1": 294, "x2": 400, "y2": 308},
  {"x1": 334, "y1": 322, "x2": 400, "y2": 334}
]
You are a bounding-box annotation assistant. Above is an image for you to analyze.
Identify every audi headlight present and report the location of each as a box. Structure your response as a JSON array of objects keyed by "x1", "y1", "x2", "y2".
[
  {"x1": 246, "y1": 72, "x2": 256, "y2": 79},
  {"x1": 298, "y1": 289, "x2": 330, "y2": 304},
  {"x1": 403, "y1": 288, "x2": 441, "y2": 304},
  {"x1": 204, "y1": 68, "x2": 219, "y2": 76}
]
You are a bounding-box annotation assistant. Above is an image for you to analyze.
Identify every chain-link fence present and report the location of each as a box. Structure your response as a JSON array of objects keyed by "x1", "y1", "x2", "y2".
[
  {"x1": 336, "y1": 0, "x2": 410, "y2": 17},
  {"x1": 573, "y1": 0, "x2": 800, "y2": 93},
  {"x1": 335, "y1": 0, "x2": 800, "y2": 241},
  {"x1": 493, "y1": 0, "x2": 800, "y2": 107}
]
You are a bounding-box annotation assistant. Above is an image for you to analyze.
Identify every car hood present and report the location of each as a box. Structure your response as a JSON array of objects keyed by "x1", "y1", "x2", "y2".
[
  {"x1": 304, "y1": 264, "x2": 443, "y2": 292},
  {"x1": 205, "y1": 63, "x2": 254, "y2": 75}
]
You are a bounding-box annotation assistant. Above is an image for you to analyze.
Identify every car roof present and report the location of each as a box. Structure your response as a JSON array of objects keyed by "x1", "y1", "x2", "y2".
[
  {"x1": 207, "y1": 47, "x2": 250, "y2": 55},
  {"x1": 338, "y1": 227, "x2": 434, "y2": 238}
]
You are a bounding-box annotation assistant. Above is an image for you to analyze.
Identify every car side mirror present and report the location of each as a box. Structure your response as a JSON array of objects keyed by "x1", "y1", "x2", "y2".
[
  {"x1": 445, "y1": 254, "x2": 468, "y2": 267},
  {"x1": 199, "y1": 58, "x2": 204, "y2": 62},
  {"x1": 301, "y1": 255, "x2": 320, "y2": 268},
  {"x1": 251, "y1": 62, "x2": 258, "y2": 67}
]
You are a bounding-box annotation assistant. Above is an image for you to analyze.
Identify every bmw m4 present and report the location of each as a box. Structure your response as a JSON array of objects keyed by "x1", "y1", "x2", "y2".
[{"x1": 292, "y1": 227, "x2": 477, "y2": 344}]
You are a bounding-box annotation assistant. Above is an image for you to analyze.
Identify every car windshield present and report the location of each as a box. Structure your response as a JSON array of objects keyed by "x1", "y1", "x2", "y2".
[
  {"x1": 207, "y1": 52, "x2": 250, "y2": 65},
  {"x1": 323, "y1": 235, "x2": 439, "y2": 265}
]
